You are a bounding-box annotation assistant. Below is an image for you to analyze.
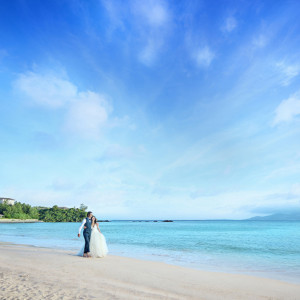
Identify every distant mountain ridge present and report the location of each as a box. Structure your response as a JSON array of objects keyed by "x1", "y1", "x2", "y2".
[{"x1": 246, "y1": 212, "x2": 300, "y2": 221}]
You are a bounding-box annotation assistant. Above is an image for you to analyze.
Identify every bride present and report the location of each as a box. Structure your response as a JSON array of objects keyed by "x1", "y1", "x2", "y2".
[{"x1": 78, "y1": 216, "x2": 108, "y2": 258}]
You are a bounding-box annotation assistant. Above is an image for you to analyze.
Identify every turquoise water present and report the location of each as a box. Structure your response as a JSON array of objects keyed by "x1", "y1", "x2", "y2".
[{"x1": 0, "y1": 220, "x2": 299, "y2": 283}]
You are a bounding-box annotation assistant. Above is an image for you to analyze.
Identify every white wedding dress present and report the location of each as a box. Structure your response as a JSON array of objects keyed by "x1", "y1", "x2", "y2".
[{"x1": 78, "y1": 226, "x2": 108, "y2": 257}]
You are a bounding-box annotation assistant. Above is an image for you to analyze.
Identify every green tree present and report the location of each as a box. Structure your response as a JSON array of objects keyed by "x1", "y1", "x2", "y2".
[
  {"x1": 0, "y1": 202, "x2": 87, "y2": 222},
  {"x1": 80, "y1": 204, "x2": 88, "y2": 211}
]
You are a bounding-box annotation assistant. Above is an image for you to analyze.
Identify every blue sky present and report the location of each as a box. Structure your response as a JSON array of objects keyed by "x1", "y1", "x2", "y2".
[{"x1": 0, "y1": 0, "x2": 300, "y2": 219}]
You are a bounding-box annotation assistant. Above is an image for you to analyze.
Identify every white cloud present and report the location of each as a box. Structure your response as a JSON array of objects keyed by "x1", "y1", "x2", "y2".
[
  {"x1": 101, "y1": 0, "x2": 125, "y2": 31},
  {"x1": 138, "y1": 39, "x2": 158, "y2": 66},
  {"x1": 273, "y1": 92, "x2": 300, "y2": 125},
  {"x1": 14, "y1": 71, "x2": 112, "y2": 138},
  {"x1": 101, "y1": 0, "x2": 171, "y2": 66},
  {"x1": 252, "y1": 34, "x2": 268, "y2": 48},
  {"x1": 65, "y1": 91, "x2": 111, "y2": 138},
  {"x1": 131, "y1": 0, "x2": 169, "y2": 27},
  {"x1": 222, "y1": 17, "x2": 237, "y2": 33},
  {"x1": 194, "y1": 46, "x2": 215, "y2": 67},
  {"x1": 14, "y1": 72, "x2": 77, "y2": 108},
  {"x1": 276, "y1": 61, "x2": 300, "y2": 86},
  {"x1": 263, "y1": 162, "x2": 300, "y2": 181},
  {"x1": 291, "y1": 183, "x2": 300, "y2": 194},
  {"x1": 132, "y1": 0, "x2": 171, "y2": 66}
]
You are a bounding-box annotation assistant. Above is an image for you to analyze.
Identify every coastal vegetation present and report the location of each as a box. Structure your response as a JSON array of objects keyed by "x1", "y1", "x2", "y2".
[{"x1": 0, "y1": 202, "x2": 87, "y2": 222}]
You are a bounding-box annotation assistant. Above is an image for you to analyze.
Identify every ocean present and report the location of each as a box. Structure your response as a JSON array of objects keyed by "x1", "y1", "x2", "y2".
[{"x1": 1, "y1": 220, "x2": 299, "y2": 283}]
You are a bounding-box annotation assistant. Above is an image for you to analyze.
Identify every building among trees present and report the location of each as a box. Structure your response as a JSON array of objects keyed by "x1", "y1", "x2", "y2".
[{"x1": 0, "y1": 198, "x2": 16, "y2": 205}]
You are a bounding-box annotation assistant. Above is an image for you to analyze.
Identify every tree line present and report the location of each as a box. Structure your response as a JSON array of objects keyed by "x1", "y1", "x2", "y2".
[{"x1": 0, "y1": 202, "x2": 87, "y2": 222}]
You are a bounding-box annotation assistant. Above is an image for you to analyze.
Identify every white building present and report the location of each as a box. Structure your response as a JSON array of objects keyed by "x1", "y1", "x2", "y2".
[{"x1": 0, "y1": 198, "x2": 16, "y2": 205}]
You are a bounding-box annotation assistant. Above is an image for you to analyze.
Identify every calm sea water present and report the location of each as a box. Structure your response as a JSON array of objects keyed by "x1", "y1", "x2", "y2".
[{"x1": 0, "y1": 220, "x2": 299, "y2": 283}]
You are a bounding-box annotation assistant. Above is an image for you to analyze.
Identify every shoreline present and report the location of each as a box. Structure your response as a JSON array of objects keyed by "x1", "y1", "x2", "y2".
[
  {"x1": 0, "y1": 218, "x2": 42, "y2": 223},
  {"x1": 0, "y1": 242, "x2": 299, "y2": 299},
  {"x1": 1, "y1": 238, "x2": 299, "y2": 285}
]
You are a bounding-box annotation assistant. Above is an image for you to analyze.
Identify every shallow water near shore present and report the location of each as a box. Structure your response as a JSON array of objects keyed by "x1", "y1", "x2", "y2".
[{"x1": 1, "y1": 220, "x2": 299, "y2": 283}]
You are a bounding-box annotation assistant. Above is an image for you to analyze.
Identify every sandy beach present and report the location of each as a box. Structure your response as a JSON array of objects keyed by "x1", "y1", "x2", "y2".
[
  {"x1": 0, "y1": 243, "x2": 299, "y2": 300},
  {"x1": 0, "y1": 219, "x2": 42, "y2": 223}
]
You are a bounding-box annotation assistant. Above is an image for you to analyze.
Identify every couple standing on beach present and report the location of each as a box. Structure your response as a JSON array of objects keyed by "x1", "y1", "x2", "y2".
[{"x1": 77, "y1": 211, "x2": 108, "y2": 258}]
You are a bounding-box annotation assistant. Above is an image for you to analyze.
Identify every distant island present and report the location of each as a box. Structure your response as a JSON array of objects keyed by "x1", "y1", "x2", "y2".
[
  {"x1": 0, "y1": 201, "x2": 88, "y2": 222},
  {"x1": 245, "y1": 212, "x2": 300, "y2": 221}
]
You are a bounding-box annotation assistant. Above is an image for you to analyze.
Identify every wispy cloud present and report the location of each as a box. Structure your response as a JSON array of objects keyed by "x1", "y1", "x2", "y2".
[
  {"x1": 276, "y1": 61, "x2": 300, "y2": 86},
  {"x1": 273, "y1": 92, "x2": 300, "y2": 125},
  {"x1": 252, "y1": 34, "x2": 268, "y2": 48},
  {"x1": 194, "y1": 46, "x2": 215, "y2": 67},
  {"x1": 14, "y1": 70, "x2": 112, "y2": 139},
  {"x1": 65, "y1": 91, "x2": 111, "y2": 139},
  {"x1": 221, "y1": 16, "x2": 237, "y2": 33},
  {"x1": 138, "y1": 38, "x2": 159, "y2": 66},
  {"x1": 192, "y1": 189, "x2": 300, "y2": 219},
  {"x1": 14, "y1": 71, "x2": 77, "y2": 108},
  {"x1": 132, "y1": 0, "x2": 171, "y2": 66},
  {"x1": 0, "y1": 48, "x2": 8, "y2": 63},
  {"x1": 109, "y1": 115, "x2": 136, "y2": 130},
  {"x1": 97, "y1": 144, "x2": 134, "y2": 161},
  {"x1": 101, "y1": 0, "x2": 126, "y2": 32},
  {"x1": 131, "y1": 0, "x2": 170, "y2": 27},
  {"x1": 102, "y1": 0, "x2": 172, "y2": 66},
  {"x1": 263, "y1": 162, "x2": 300, "y2": 181}
]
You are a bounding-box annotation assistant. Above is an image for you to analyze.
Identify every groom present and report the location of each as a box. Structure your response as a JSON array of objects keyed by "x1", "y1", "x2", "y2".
[{"x1": 78, "y1": 211, "x2": 93, "y2": 257}]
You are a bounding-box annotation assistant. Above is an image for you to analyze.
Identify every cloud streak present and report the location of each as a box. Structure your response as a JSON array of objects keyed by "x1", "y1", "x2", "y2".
[
  {"x1": 276, "y1": 61, "x2": 300, "y2": 86},
  {"x1": 273, "y1": 92, "x2": 300, "y2": 125}
]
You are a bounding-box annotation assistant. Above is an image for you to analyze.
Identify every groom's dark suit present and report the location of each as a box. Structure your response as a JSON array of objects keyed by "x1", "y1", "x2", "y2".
[{"x1": 83, "y1": 217, "x2": 92, "y2": 253}]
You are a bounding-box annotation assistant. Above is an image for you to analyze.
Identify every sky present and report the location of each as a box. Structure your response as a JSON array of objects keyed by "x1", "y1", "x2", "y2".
[{"x1": 0, "y1": 0, "x2": 300, "y2": 220}]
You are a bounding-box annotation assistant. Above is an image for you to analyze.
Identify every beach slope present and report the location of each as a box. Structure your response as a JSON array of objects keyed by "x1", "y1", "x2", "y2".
[{"x1": 0, "y1": 243, "x2": 299, "y2": 300}]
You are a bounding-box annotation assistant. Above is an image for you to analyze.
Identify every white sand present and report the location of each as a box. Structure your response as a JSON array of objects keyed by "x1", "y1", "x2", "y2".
[
  {"x1": 0, "y1": 219, "x2": 41, "y2": 223},
  {"x1": 0, "y1": 243, "x2": 299, "y2": 300}
]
